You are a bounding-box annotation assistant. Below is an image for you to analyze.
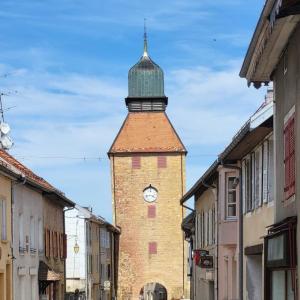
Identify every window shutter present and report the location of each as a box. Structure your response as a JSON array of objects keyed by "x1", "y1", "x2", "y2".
[
  {"x1": 157, "y1": 156, "x2": 167, "y2": 168},
  {"x1": 268, "y1": 138, "x2": 274, "y2": 202},
  {"x1": 132, "y1": 156, "x2": 141, "y2": 169},
  {"x1": 242, "y1": 160, "x2": 246, "y2": 214},
  {"x1": 289, "y1": 117, "x2": 295, "y2": 196},
  {"x1": 44, "y1": 229, "x2": 48, "y2": 257},
  {"x1": 284, "y1": 115, "x2": 295, "y2": 200},
  {"x1": 255, "y1": 146, "x2": 262, "y2": 207},
  {"x1": 63, "y1": 234, "x2": 67, "y2": 259},
  {"x1": 262, "y1": 141, "x2": 269, "y2": 203}
]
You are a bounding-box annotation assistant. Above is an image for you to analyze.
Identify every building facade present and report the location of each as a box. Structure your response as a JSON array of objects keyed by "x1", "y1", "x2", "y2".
[
  {"x1": 0, "y1": 149, "x2": 74, "y2": 300},
  {"x1": 0, "y1": 166, "x2": 12, "y2": 300},
  {"x1": 240, "y1": 1, "x2": 300, "y2": 298},
  {"x1": 66, "y1": 205, "x2": 119, "y2": 300},
  {"x1": 109, "y1": 35, "x2": 188, "y2": 300},
  {"x1": 219, "y1": 95, "x2": 274, "y2": 300}
]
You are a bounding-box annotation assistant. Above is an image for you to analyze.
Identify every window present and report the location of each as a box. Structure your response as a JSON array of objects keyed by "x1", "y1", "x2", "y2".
[
  {"x1": 284, "y1": 111, "x2": 295, "y2": 201},
  {"x1": 132, "y1": 156, "x2": 141, "y2": 169},
  {"x1": 157, "y1": 156, "x2": 167, "y2": 168},
  {"x1": 148, "y1": 205, "x2": 156, "y2": 218},
  {"x1": 30, "y1": 216, "x2": 36, "y2": 253},
  {"x1": 1, "y1": 199, "x2": 7, "y2": 241},
  {"x1": 226, "y1": 176, "x2": 237, "y2": 218},
  {"x1": 149, "y1": 242, "x2": 157, "y2": 254}
]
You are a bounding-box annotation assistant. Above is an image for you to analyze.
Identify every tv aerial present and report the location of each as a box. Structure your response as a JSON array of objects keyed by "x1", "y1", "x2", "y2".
[{"x1": 0, "y1": 92, "x2": 14, "y2": 150}]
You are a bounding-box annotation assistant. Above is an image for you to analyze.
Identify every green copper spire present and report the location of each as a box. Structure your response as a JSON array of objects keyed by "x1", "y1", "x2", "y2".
[{"x1": 128, "y1": 25, "x2": 165, "y2": 98}]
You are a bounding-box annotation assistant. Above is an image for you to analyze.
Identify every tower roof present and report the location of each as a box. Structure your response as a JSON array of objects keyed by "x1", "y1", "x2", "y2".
[
  {"x1": 108, "y1": 112, "x2": 186, "y2": 154},
  {"x1": 128, "y1": 29, "x2": 164, "y2": 98}
]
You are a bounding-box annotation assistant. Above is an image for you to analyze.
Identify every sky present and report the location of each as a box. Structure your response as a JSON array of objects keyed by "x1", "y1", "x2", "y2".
[{"x1": 0, "y1": 0, "x2": 268, "y2": 222}]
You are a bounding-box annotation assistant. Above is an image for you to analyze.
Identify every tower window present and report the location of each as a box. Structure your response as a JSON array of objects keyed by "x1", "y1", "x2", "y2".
[
  {"x1": 149, "y1": 242, "x2": 157, "y2": 254},
  {"x1": 148, "y1": 205, "x2": 156, "y2": 218},
  {"x1": 157, "y1": 155, "x2": 167, "y2": 168},
  {"x1": 132, "y1": 156, "x2": 141, "y2": 169}
]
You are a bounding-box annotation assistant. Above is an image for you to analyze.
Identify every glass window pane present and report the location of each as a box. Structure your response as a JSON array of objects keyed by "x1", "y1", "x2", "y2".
[
  {"x1": 228, "y1": 205, "x2": 236, "y2": 217},
  {"x1": 228, "y1": 191, "x2": 236, "y2": 204},
  {"x1": 272, "y1": 271, "x2": 285, "y2": 300},
  {"x1": 268, "y1": 235, "x2": 284, "y2": 262}
]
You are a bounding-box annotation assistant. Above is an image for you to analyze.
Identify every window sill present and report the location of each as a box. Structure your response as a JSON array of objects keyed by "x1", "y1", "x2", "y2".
[
  {"x1": 224, "y1": 218, "x2": 237, "y2": 222},
  {"x1": 1, "y1": 239, "x2": 8, "y2": 244}
]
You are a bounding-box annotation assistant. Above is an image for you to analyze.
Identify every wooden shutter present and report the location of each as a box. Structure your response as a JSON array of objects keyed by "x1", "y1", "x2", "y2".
[
  {"x1": 45, "y1": 229, "x2": 48, "y2": 257},
  {"x1": 63, "y1": 234, "x2": 67, "y2": 259},
  {"x1": 262, "y1": 141, "x2": 269, "y2": 203},
  {"x1": 255, "y1": 146, "x2": 262, "y2": 207},
  {"x1": 132, "y1": 156, "x2": 141, "y2": 169},
  {"x1": 284, "y1": 114, "x2": 296, "y2": 200},
  {"x1": 157, "y1": 155, "x2": 167, "y2": 168},
  {"x1": 268, "y1": 138, "x2": 274, "y2": 202}
]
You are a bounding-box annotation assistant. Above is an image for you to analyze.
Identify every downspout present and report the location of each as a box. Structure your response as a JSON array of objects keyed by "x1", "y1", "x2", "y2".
[{"x1": 220, "y1": 162, "x2": 243, "y2": 300}]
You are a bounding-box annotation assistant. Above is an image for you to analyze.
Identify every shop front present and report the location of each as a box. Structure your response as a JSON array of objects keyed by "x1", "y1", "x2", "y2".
[{"x1": 264, "y1": 217, "x2": 297, "y2": 300}]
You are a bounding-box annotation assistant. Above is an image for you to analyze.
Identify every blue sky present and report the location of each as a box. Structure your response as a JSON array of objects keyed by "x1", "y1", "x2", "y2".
[{"x1": 0, "y1": 0, "x2": 267, "y2": 221}]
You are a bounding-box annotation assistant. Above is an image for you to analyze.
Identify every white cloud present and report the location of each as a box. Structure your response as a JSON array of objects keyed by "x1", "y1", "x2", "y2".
[{"x1": 1, "y1": 59, "x2": 267, "y2": 217}]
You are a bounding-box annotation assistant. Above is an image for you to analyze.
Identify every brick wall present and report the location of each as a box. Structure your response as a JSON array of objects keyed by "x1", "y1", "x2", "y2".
[{"x1": 110, "y1": 153, "x2": 188, "y2": 300}]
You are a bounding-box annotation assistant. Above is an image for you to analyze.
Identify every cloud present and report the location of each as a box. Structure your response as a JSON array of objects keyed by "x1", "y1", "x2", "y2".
[{"x1": 0, "y1": 55, "x2": 267, "y2": 217}]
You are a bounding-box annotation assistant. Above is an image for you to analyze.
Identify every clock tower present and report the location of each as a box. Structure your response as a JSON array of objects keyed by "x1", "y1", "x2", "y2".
[{"x1": 108, "y1": 32, "x2": 188, "y2": 300}]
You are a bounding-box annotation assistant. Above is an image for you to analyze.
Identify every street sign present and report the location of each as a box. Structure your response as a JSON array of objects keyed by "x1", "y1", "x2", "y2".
[{"x1": 200, "y1": 256, "x2": 214, "y2": 268}]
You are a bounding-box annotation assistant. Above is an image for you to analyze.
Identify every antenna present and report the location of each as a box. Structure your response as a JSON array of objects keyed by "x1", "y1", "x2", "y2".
[
  {"x1": 0, "y1": 92, "x2": 14, "y2": 150},
  {"x1": 143, "y1": 18, "x2": 148, "y2": 57}
]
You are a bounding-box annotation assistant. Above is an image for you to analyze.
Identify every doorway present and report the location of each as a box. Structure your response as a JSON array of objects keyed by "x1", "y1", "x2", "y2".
[
  {"x1": 141, "y1": 283, "x2": 167, "y2": 300},
  {"x1": 246, "y1": 254, "x2": 262, "y2": 300}
]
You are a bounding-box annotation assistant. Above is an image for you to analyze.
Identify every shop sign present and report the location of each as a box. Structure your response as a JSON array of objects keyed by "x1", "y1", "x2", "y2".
[{"x1": 200, "y1": 256, "x2": 214, "y2": 269}]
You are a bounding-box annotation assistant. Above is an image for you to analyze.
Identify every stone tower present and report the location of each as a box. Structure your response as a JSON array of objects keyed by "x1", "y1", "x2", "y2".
[{"x1": 108, "y1": 32, "x2": 188, "y2": 300}]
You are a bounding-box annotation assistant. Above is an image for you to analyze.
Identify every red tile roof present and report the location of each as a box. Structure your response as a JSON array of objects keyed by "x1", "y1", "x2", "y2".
[
  {"x1": 109, "y1": 112, "x2": 186, "y2": 154},
  {"x1": 0, "y1": 149, "x2": 54, "y2": 190}
]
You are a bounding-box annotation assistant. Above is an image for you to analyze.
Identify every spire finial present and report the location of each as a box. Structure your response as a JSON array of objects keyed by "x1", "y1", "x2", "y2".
[{"x1": 143, "y1": 18, "x2": 148, "y2": 57}]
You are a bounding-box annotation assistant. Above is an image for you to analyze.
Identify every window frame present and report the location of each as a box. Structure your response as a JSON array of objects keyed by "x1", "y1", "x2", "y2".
[{"x1": 226, "y1": 175, "x2": 237, "y2": 219}]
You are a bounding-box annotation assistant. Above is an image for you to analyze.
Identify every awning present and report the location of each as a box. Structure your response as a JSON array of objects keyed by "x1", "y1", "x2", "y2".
[{"x1": 38, "y1": 261, "x2": 62, "y2": 281}]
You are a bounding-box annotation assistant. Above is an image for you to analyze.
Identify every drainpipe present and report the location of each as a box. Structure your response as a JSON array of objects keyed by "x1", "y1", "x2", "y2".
[{"x1": 220, "y1": 162, "x2": 243, "y2": 300}]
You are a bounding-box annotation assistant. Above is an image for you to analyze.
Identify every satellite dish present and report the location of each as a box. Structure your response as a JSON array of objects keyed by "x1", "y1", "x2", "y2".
[
  {"x1": 1, "y1": 135, "x2": 13, "y2": 150},
  {"x1": 0, "y1": 122, "x2": 10, "y2": 135}
]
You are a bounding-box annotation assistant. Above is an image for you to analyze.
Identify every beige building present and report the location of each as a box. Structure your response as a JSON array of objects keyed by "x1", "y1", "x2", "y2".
[
  {"x1": 0, "y1": 165, "x2": 12, "y2": 300},
  {"x1": 109, "y1": 36, "x2": 188, "y2": 300},
  {"x1": 0, "y1": 149, "x2": 74, "y2": 300},
  {"x1": 219, "y1": 93, "x2": 274, "y2": 300},
  {"x1": 240, "y1": 1, "x2": 300, "y2": 298}
]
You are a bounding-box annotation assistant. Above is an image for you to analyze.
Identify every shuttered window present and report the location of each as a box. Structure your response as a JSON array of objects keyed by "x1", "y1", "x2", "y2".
[
  {"x1": 262, "y1": 141, "x2": 269, "y2": 203},
  {"x1": 132, "y1": 156, "x2": 141, "y2": 169},
  {"x1": 284, "y1": 113, "x2": 295, "y2": 201},
  {"x1": 255, "y1": 146, "x2": 263, "y2": 207},
  {"x1": 1, "y1": 200, "x2": 7, "y2": 241},
  {"x1": 157, "y1": 155, "x2": 167, "y2": 168},
  {"x1": 148, "y1": 205, "x2": 156, "y2": 218},
  {"x1": 268, "y1": 138, "x2": 274, "y2": 202},
  {"x1": 149, "y1": 242, "x2": 157, "y2": 254}
]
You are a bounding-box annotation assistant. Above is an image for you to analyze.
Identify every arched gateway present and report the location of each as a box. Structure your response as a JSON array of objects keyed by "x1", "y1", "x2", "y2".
[{"x1": 140, "y1": 283, "x2": 167, "y2": 300}]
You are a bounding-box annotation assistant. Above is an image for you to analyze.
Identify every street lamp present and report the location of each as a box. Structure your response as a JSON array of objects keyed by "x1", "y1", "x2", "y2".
[{"x1": 74, "y1": 241, "x2": 80, "y2": 254}]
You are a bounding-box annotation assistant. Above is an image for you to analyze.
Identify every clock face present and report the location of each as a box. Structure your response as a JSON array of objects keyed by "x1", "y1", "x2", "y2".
[{"x1": 143, "y1": 185, "x2": 158, "y2": 203}]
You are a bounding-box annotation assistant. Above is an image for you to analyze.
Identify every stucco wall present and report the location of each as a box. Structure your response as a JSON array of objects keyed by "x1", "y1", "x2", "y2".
[
  {"x1": 12, "y1": 183, "x2": 43, "y2": 300},
  {"x1": 111, "y1": 153, "x2": 187, "y2": 300},
  {"x1": 194, "y1": 188, "x2": 216, "y2": 300},
  {"x1": 0, "y1": 174, "x2": 12, "y2": 300},
  {"x1": 273, "y1": 22, "x2": 300, "y2": 297}
]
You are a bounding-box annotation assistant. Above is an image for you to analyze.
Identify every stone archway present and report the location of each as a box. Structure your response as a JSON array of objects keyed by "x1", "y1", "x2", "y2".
[{"x1": 141, "y1": 283, "x2": 167, "y2": 300}]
